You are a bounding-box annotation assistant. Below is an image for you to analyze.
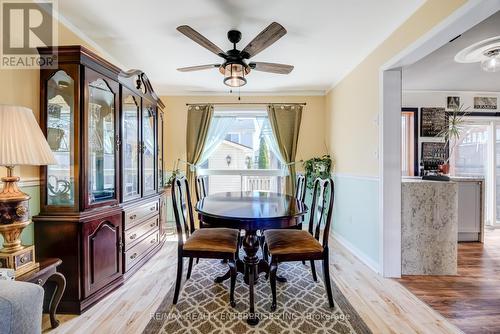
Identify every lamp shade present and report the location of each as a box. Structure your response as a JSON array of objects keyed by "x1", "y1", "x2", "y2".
[{"x1": 0, "y1": 105, "x2": 57, "y2": 166}]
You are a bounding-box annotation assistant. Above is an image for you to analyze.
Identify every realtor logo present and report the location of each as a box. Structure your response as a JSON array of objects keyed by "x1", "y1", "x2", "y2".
[{"x1": 1, "y1": 0, "x2": 58, "y2": 69}]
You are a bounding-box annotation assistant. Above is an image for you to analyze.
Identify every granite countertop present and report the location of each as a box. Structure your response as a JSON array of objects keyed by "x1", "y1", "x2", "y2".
[
  {"x1": 402, "y1": 177, "x2": 452, "y2": 184},
  {"x1": 402, "y1": 176, "x2": 484, "y2": 183}
]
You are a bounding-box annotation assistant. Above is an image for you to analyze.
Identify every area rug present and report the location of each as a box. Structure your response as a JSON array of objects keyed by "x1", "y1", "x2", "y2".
[{"x1": 144, "y1": 259, "x2": 371, "y2": 334}]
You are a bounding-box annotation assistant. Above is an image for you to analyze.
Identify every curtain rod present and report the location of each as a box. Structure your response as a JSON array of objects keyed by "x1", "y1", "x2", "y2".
[{"x1": 185, "y1": 102, "x2": 306, "y2": 106}]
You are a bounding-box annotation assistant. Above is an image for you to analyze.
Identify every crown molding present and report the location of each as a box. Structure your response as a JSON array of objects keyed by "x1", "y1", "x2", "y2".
[
  {"x1": 403, "y1": 89, "x2": 500, "y2": 94},
  {"x1": 157, "y1": 89, "x2": 326, "y2": 97},
  {"x1": 54, "y1": 10, "x2": 127, "y2": 70}
]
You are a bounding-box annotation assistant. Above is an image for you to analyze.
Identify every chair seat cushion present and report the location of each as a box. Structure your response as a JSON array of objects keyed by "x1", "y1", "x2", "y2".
[
  {"x1": 264, "y1": 229, "x2": 323, "y2": 256},
  {"x1": 184, "y1": 228, "x2": 239, "y2": 253}
]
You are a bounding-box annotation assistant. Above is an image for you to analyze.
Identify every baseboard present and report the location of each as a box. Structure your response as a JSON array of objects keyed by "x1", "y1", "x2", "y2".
[{"x1": 333, "y1": 233, "x2": 381, "y2": 274}]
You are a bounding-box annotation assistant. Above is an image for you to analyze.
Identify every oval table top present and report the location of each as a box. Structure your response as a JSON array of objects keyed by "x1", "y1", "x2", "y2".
[{"x1": 196, "y1": 191, "x2": 308, "y2": 230}]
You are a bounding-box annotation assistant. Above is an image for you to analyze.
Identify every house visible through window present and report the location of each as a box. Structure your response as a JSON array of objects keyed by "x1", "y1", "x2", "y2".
[{"x1": 198, "y1": 107, "x2": 285, "y2": 194}]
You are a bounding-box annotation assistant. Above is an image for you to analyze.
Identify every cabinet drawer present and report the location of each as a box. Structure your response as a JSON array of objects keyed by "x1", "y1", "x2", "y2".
[
  {"x1": 124, "y1": 200, "x2": 159, "y2": 230},
  {"x1": 124, "y1": 215, "x2": 159, "y2": 250},
  {"x1": 124, "y1": 231, "x2": 159, "y2": 271}
]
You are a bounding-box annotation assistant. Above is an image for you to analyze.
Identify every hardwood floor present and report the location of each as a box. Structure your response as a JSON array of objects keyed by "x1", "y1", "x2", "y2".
[
  {"x1": 43, "y1": 235, "x2": 461, "y2": 334},
  {"x1": 398, "y1": 229, "x2": 500, "y2": 334}
]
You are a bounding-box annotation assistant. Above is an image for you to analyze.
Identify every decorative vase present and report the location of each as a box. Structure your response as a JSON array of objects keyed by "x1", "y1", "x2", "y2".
[{"x1": 438, "y1": 163, "x2": 450, "y2": 175}]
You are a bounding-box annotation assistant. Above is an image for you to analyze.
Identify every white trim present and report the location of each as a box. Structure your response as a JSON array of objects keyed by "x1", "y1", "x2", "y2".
[
  {"x1": 379, "y1": 69, "x2": 402, "y2": 278},
  {"x1": 0, "y1": 179, "x2": 40, "y2": 189},
  {"x1": 333, "y1": 173, "x2": 379, "y2": 182},
  {"x1": 378, "y1": 0, "x2": 500, "y2": 278},
  {"x1": 403, "y1": 89, "x2": 500, "y2": 94},
  {"x1": 54, "y1": 11, "x2": 127, "y2": 70},
  {"x1": 198, "y1": 169, "x2": 286, "y2": 177},
  {"x1": 333, "y1": 234, "x2": 380, "y2": 274},
  {"x1": 158, "y1": 90, "x2": 326, "y2": 97},
  {"x1": 381, "y1": 0, "x2": 500, "y2": 70}
]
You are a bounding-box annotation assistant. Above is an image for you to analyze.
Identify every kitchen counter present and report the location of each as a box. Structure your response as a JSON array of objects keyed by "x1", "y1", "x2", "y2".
[{"x1": 401, "y1": 178, "x2": 458, "y2": 275}]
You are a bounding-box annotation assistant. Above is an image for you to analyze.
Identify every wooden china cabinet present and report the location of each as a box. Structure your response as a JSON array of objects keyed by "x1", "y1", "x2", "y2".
[{"x1": 33, "y1": 46, "x2": 166, "y2": 314}]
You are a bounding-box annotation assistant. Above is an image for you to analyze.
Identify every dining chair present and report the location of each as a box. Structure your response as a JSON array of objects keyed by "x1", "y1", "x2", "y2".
[
  {"x1": 171, "y1": 176, "x2": 239, "y2": 306},
  {"x1": 195, "y1": 175, "x2": 208, "y2": 201},
  {"x1": 264, "y1": 177, "x2": 335, "y2": 311},
  {"x1": 262, "y1": 173, "x2": 307, "y2": 262}
]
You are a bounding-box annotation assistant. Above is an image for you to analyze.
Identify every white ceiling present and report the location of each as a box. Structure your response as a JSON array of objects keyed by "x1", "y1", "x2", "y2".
[
  {"x1": 403, "y1": 10, "x2": 500, "y2": 92},
  {"x1": 58, "y1": 0, "x2": 424, "y2": 95}
]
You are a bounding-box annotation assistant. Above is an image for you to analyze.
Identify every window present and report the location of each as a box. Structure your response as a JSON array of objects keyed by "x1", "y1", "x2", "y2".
[
  {"x1": 197, "y1": 107, "x2": 285, "y2": 194},
  {"x1": 224, "y1": 132, "x2": 240, "y2": 144},
  {"x1": 401, "y1": 109, "x2": 417, "y2": 176}
]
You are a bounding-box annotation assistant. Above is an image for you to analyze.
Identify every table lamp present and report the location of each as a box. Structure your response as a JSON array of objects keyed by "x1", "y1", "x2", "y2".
[{"x1": 0, "y1": 105, "x2": 56, "y2": 276}]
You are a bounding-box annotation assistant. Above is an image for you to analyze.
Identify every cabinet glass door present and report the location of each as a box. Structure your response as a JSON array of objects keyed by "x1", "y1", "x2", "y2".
[
  {"x1": 122, "y1": 94, "x2": 141, "y2": 201},
  {"x1": 88, "y1": 78, "x2": 116, "y2": 204},
  {"x1": 158, "y1": 112, "x2": 164, "y2": 188},
  {"x1": 46, "y1": 70, "x2": 75, "y2": 206},
  {"x1": 142, "y1": 105, "x2": 156, "y2": 194}
]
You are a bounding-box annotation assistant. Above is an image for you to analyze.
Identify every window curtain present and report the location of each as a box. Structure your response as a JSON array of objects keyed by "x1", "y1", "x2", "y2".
[
  {"x1": 198, "y1": 115, "x2": 237, "y2": 166},
  {"x1": 186, "y1": 104, "x2": 214, "y2": 199},
  {"x1": 267, "y1": 104, "x2": 303, "y2": 195}
]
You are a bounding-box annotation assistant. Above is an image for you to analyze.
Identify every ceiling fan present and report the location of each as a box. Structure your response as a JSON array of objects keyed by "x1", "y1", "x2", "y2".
[{"x1": 176, "y1": 22, "x2": 294, "y2": 87}]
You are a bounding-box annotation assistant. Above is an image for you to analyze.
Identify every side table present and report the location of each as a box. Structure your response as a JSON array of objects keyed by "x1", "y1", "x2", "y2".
[{"x1": 17, "y1": 258, "x2": 66, "y2": 329}]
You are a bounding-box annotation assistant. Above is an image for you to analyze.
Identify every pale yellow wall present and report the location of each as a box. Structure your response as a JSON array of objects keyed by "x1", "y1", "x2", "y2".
[
  {"x1": 325, "y1": 0, "x2": 467, "y2": 176},
  {"x1": 0, "y1": 10, "x2": 109, "y2": 180},
  {"x1": 161, "y1": 95, "x2": 327, "y2": 171}
]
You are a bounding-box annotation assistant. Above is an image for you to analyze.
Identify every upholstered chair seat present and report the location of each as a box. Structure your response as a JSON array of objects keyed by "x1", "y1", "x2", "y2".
[
  {"x1": 184, "y1": 228, "x2": 239, "y2": 253},
  {"x1": 264, "y1": 229, "x2": 323, "y2": 256}
]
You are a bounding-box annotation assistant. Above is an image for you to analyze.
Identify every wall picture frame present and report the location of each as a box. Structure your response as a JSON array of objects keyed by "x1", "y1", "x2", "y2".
[
  {"x1": 474, "y1": 97, "x2": 497, "y2": 110},
  {"x1": 420, "y1": 107, "x2": 447, "y2": 137},
  {"x1": 421, "y1": 142, "x2": 448, "y2": 166},
  {"x1": 447, "y1": 96, "x2": 460, "y2": 110}
]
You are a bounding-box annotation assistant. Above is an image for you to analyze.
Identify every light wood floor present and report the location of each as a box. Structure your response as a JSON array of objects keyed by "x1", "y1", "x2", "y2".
[
  {"x1": 399, "y1": 229, "x2": 500, "y2": 334},
  {"x1": 43, "y1": 236, "x2": 462, "y2": 334}
]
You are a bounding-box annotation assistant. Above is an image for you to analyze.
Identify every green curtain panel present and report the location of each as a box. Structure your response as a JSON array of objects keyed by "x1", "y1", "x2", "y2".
[
  {"x1": 186, "y1": 104, "x2": 214, "y2": 201},
  {"x1": 267, "y1": 104, "x2": 303, "y2": 195}
]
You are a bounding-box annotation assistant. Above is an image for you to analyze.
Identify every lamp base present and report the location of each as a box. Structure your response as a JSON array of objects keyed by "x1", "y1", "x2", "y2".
[
  {"x1": 0, "y1": 244, "x2": 39, "y2": 276},
  {"x1": 0, "y1": 167, "x2": 37, "y2": 276}
]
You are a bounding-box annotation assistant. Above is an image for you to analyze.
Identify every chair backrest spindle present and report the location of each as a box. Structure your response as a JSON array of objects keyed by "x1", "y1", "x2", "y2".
[
  {"x1": 195, "y1": 175, "x2": 208, "y2": 201},
  {"x1": 307, "y1": 177, "x2": 334, "y2": 249},
  {"x1": 171, "y1": 176, "x2": 196, "y2": 248},
  {"x1": 295, "y1": 174, "x2": 306, "y2": 202}
]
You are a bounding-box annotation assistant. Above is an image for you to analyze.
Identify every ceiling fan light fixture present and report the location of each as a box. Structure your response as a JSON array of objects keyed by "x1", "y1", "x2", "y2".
[
  {"x1": 223, "y1": 63, "x2": 247, "y2": 88},
  {"x1": 481, "y1": 48, "x2": 500, "y2": 72}
]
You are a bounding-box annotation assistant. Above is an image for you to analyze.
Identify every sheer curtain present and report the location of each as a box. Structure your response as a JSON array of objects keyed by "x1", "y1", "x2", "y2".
[
  {"x1": 197, "y1": 116, "x2": 237, "y2": 166},
  {"x1": 257, "y1": 116, "x2": 286, "y2": 171}
]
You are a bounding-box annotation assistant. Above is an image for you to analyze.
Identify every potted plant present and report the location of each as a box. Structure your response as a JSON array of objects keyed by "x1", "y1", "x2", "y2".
[
  {"x1": 436, "y1": 105, "x2": 470, "y2": 175},
  {"x1": 303, "y1": 155, "x2": 333, "y2": 188}
]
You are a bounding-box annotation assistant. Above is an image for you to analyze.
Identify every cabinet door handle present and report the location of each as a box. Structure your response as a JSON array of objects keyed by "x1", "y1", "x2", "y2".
[
  {"x1": 129, "y1": 214, "x2": 137, "y2": 220},
  {"x1": 150, "y1": 206, "x2": 155, "y2": 211},
  {"x1": 150, "y1": 222, "x2": 156, "y2": 227},
  {"x1": 150, "y1": 238, "x2": 156, "y2": 244},
  {"x1": 129, "y1": 233, "x2": 137, "y2": 240},
  {"x1": 130, "y1": 253, "x2": 137, "y2": 260}
]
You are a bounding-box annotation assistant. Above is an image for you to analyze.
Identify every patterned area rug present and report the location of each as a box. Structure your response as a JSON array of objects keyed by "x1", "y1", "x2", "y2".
[{"x1": 144, "y1": 259, "x2": 371, "y2": 334}]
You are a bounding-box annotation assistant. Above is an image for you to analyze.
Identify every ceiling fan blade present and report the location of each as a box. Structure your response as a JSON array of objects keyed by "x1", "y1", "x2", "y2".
[
  {"x1": 177, "y1": 25, "x2": 226, "y2": 57},
  {"x1": 241, "y1": 22, "x2": 287, "y2": 59},
  {"x1": 177, "y1": 64, "x2": 221, "y2": 72},
  {"x1": 249, "y1": 62, "x2": 294, "y2": 74}
]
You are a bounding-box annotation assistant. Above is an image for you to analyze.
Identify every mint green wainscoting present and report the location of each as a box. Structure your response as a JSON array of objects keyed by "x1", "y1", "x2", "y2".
[
  {"x1": 0, "y1": 185, "x2": 40, "y2": 248},
  {"x1": 332, "y1": 174, "x2": 380, "y2": 268}
]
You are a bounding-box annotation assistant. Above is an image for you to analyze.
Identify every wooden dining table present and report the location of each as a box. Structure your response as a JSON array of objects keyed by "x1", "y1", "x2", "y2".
[{"x1": 196, "y1": 191, "x2": 307, "y2": 325}]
